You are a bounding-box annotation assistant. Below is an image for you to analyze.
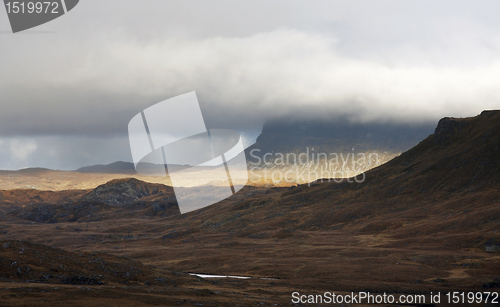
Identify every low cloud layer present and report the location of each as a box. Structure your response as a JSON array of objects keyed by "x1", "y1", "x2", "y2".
[
  {"x1": 1, "y1": 0, "x2": 500, "y2": 169},
  {"x1": 2, "y1": 28, "x2": 500, "y2": 135}
]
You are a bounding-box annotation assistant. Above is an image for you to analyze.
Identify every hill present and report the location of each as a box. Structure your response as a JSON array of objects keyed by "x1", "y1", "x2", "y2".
[
  {"x1": 8, "y1": 178, "x2": 180, "y2": 222},
  {"x1": 115, "y1": 110, "x2": 499, "y2": 292},
  {"x1": 196, "y1": 111, "x2": 500, "y2": 239},
  {"x1": 75, "y1": 161, "x2": 137, "y2": 174},
  {"x1": 6, "y1": 110, "x2": 500, "y2": 248},
  {"x1": 1, "y1": 110, "x2": 499, "y2": 299}
]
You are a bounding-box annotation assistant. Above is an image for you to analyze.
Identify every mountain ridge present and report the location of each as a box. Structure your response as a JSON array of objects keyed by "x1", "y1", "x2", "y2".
[
  {"x1": 174, "y1": 110, "x2": 500, "y2": 245},
  {"x1": 1, "y1": 110, "x2": 499, "y2": 296},
  {"x1": 245, "y1": 117, "x2": 435, "y2": 163}
]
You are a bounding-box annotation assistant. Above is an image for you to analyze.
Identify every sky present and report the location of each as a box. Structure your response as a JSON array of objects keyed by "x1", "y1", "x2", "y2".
[{"x1": 1, "y1": 0, "x2": 500, "y2": 170}]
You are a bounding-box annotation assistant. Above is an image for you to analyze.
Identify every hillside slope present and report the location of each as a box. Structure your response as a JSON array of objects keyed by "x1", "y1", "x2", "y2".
[
  {"x1": 183, "y1": 111, "x2": 500, "y2": 247},
  {"x1": 1, "y1": 111, "x2": 499, "y2": 295}
]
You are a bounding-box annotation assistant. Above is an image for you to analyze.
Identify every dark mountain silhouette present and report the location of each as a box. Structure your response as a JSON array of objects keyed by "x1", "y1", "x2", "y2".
[
  {"x1": 76, "y1": 161, "x2": 137, "y2": 174},
  {"x1": 76, "y1": 161, "x2": 189, "y2": 175},
  {"x1": 0, "y1": 167, "x2": 55, "y2": 175},
  {"x1": 246, "y1": 117, "x2": 435, "y2": 164},
  {"x1": 193, "y1": 111, "x2": 499, "y2": 235},
  {"x1": 75, "y1": 119, "x2": 435, "y2": 174}
]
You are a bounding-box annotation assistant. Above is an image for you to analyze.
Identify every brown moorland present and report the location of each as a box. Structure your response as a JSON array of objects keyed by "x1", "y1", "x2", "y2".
[{"x1": 0, "y1": 110, "x2": 499, "y2": 306}]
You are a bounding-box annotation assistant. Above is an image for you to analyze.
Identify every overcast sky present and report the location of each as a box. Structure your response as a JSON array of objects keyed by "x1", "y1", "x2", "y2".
[{"x1": 1, "y1": 0, "x2": 500, "y2": 170}]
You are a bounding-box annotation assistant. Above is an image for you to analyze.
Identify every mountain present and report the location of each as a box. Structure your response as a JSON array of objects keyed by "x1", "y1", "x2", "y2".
[
  {"x1": 76, "y1": 161, "x2": 190, "y2": 175},
  {"x1": 246, "y1": 117, "x2": 435, "y2": 164},
  {"x1": 198, "y1": 110, "x2": 500, "y2": 235},
  {"x1": 2, "y1": 110, "x2": 499, "y2": 298},
  {"x1": 72, "y1": 119, "x2": 435, "y2": 186},
  {"x1": 76, "y1": 161, "x2": 137, "y2": 174},
  {"x1": 119, "y1": 110, "x2": 498, "y2": 292},
  {"x1": 9, "y1": 111, "x2": 500, "y2": 235}
]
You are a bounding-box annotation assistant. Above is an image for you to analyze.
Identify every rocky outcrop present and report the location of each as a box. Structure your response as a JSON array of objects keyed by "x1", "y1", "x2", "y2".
[
  {"x1": 10, "y1": 178, "x2": 180, "y2": 223},
  {"x1": 81, "y1": 178, "x2": 172, "y2": 206},
  {"x1": 434, "y1": 117, "x2": 465, "y2": 145}
]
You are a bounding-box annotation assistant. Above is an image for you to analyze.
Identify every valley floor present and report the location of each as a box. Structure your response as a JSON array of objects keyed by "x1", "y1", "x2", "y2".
[{"x1": 1, "y1": 215, "x2": 499, "y2": 306}]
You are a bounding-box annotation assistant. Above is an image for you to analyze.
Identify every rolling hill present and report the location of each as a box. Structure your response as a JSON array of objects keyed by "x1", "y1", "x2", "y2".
[{"x1": 1, "y1": 110, "x2": 499, "y2": 304}]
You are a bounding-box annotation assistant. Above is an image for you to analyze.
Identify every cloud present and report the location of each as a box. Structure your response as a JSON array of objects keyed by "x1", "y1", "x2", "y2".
[
  {"x1": 82, "y1": 28, "x2": 500, "y2": 124},
  {"x1": 9, "y1": 139, "x2": 37, "y2": 161},
  {"x1": 1, "y1": 0, "x2": 500, "y2": 169},
  {"x1": 1, "y1": 28, "x2": 500, "y2": 139}
]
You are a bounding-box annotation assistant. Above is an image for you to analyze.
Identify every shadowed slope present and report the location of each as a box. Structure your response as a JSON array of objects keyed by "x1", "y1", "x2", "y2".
[
  {"x1": 181, "y1": 111, "x2": 500, "y2": 247},
  {"x1": 1, "y1": 111, "x2": 499, "y2": 297}
]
